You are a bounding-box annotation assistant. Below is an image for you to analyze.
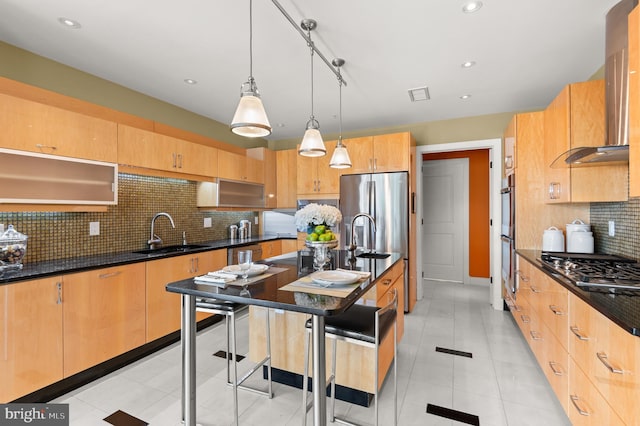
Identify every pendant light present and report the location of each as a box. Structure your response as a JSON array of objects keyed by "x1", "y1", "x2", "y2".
[
  {"x1": 329, "y1": 58, "x2": 352, "y2": 169},
  {"x1": 230, "y1": 0, "x2": 271, "y2": 138},
  {"x1": 298, "y1": 19, "x2": 326, "y2": 157}
]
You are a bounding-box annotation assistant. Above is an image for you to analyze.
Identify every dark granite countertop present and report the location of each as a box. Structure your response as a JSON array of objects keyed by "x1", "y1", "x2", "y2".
[
  {"x1": 0, "y1": 234, "x2": 295, "y2": 285},
  {"x1": 517, "y1": 249, "x2": 640, "y2": 337},
  {"x1": 166, "y1": 250, "x2": 403, "y2": 316}
]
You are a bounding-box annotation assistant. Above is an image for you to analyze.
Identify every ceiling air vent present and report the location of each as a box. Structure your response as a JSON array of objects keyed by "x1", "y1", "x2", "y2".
[{"x1": 408, "y1": 86, "x2": 430, "y2": 102}]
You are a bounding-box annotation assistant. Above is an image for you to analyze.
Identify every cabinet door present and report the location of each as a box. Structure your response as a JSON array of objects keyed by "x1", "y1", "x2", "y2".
[
  {"x1": 503, "y1": 116, "x2": 516, "y2": 176},
  {"x1": 0, "y1": 276, "x2": 63, "y2": 402},
  {"x1": 146, "y1": 250, "x2": 226, "y2": 341},
  {"x1": 630, "y1": 5, "x2": 640, "y2": 197},
  {"x1": 0, "y1": 94, "x2": 117, "y2": 162},
  {"x1": 246, "y1": 156, "x2": 265, "y2": 184},
  {"x1": 544, "y1": 85, "x2": 571, "y2": 203},
  {"x1": 174, "y1": 137, "x2": 216, "y2": 177},
  {"x1": 63, "y1": 264, "x2": 146, "y2": 377},
  {"x1": 373, "y1": 133, "x2": 410, "y2": 172},
  {"x1": 296, "y1": 148, "x2": 318, "y2": 196},
  {"x1": 217, "y1": 150, "x2": 246, "y2": 181},
  {"x1": 316, "y1": 140, "x2": 341, "y2": 195},
  {"x1": 259, "y1": 240, "x2": 282, "y2": 259},
  {"x1": 118, "y1": 125, "x2": 174, "y2": 171},
  {"x1": 276, "y1": 149, "x2": 297, "y2": 208},
  {"x1": 344, "y1": 136, "x2": 374, "y2": 174}
]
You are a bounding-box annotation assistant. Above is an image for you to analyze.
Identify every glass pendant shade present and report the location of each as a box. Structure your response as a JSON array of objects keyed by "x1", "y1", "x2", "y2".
[
  {"x1": 329, "y1": 140, "x2": 352, "y2": 168},
  {"x1": 230, "y1": 80, "x2": 271, "y2": 138},
  {"x1": 299, "y1": 119, "x2": 326, "y2": 157}
]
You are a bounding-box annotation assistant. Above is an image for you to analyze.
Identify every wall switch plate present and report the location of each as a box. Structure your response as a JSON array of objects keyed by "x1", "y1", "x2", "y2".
[
  {"x1": 254, "y1": 216, "x2": 259, "y2": 225},
  {"x1": 89, "y1": 221, "x2": 100, "y2": 236},
  {"x1": 204, "y1": 217, "x2": 212, "y2": 228},
  {"x1": 608, "y1": 220, "x2": 615, "y2": 237}
]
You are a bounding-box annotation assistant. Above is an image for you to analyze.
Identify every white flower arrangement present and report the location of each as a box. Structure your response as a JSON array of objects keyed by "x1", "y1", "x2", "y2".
[{"x1": 294, "y1": 203, "x2": 342, "y2": 232}]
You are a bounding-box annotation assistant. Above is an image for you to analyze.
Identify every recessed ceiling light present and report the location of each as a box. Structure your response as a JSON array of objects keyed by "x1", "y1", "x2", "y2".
[
  {"x1": 58, "y1": 17, "x2": 81, "y2": 29},
  {"x1": 408, "y1": 86, "x2": 430, "y2": 102},
  {"x1": 183, "y1": 79, "x2": 197, "y2": 85},
  {"x1": 460, "y1": 94, "x2": 472, "y2": 100},
  {"x1": 276, "y1": 123, "x2": 286, "y2": 128},
  {"x1": 461, "y1": 61, "x2": 476, "y2": 68},
  {"x1": 462, "y1": 1, "x2": 483, "y2": 13}
]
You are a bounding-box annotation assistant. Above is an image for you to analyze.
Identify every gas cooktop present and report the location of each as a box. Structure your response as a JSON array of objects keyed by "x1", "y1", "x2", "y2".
[{"x1": 539, "y1": 252, "x2": 640, "y2": 295}]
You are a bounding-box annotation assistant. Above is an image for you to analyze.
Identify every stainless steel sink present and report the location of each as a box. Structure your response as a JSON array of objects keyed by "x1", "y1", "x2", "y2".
[
  {"x1": 133, "y1": 244, "x2": 210, "y2": 255},
  {"x1": 356, "y1": 252, "x2": 391, "y2": 259}
]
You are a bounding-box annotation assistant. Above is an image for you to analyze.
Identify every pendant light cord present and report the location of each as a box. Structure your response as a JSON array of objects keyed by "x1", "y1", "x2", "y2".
[
  {"x1": 308, "y1": 29, "x2": 315, "y2": 120},
  {"x1": 338, "y1": 68, "x2": 343, "y2": 144},
  {"x1": 249, "y1": 0, "x2": 253, "y2": 80}
]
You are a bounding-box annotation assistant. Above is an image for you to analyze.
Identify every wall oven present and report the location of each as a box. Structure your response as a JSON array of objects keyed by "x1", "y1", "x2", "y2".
[{"x1": 501, "y1": 175, "x2": 516, "y2": 301}]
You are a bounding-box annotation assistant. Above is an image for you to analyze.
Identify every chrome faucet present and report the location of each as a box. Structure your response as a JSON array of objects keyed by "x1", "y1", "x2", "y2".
[
  {"x1": 148, "y1": 212, "x2": 175, "y2": 249},
  {"x1": 348, "y1": 213, "x2": 377, "y2": 252}
]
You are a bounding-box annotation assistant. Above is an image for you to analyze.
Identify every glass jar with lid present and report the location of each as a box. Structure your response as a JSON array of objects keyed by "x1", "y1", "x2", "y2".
[{"x1": 0, "y1": 224, "x2": 28, "y2": 271}]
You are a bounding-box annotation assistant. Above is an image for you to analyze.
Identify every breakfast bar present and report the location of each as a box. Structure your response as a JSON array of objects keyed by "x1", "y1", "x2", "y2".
[{"x1": 165, "y1": 250, "x2": 402, "y2": 426}]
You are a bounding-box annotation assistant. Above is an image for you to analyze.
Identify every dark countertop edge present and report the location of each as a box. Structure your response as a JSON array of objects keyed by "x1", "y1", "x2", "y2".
[
  {"x1": 0, "y1": 235, "x2": 295, "y2": 285},
  {"x1": 516, "y1": 249, "x2": 640, "y2": 338},
  {"x1": 166, "y1": 252, "x2": 404, "y2": 317}
]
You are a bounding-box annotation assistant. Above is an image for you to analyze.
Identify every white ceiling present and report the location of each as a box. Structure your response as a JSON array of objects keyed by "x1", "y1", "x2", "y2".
[{"x1": 0, "y1": 0, "x2": 621, "y2": 141}]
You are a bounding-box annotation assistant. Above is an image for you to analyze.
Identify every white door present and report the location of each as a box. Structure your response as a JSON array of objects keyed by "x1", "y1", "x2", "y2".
[{"x1": 422, "y1": 158, "x2": 468, "y2": 282}]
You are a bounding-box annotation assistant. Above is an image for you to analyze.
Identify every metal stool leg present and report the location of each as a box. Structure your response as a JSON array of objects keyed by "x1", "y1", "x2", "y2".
[
  {"x1": 301, "y1": 328, "x2": 310, "y2": 426},
  {"x1": 231, "y1": 310, "x2": 239, "y2": 426}
]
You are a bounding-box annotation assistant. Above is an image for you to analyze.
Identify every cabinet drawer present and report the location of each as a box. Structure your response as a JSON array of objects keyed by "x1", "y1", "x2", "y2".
[
  {"x1": 538, "y1": 275, "x2": 569, "y2": 351},
  {"x1": 511, "y1": 295, "x2": 532, "y2": 339},
  {"x1": 568, "y1": 357, "x2": 625, "y2": 426},
  {"x1": 363, "y1": 260, "x2": 403, "y2": 303}
]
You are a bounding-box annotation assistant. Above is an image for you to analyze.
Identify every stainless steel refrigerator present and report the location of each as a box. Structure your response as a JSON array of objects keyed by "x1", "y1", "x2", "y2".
[{"x1": 339, "y1": 171, "x2": 409, "y2": 310}]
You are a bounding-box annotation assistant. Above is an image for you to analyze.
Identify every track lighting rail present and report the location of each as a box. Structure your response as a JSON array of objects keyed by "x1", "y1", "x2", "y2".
[{"x1": 271, "y1": 0, "x2": 347, "y2": 86}]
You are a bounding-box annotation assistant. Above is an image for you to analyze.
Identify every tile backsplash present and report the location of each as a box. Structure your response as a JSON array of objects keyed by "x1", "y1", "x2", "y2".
[
  {"x1": 591, "y1": 197, "x2": 640, "y2": 260},
  {"x1": 0, "y1": 173, "x2": 257, "y2": 263}
]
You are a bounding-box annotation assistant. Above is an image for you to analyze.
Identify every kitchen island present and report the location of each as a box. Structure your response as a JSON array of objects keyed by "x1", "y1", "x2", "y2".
[{"x1": 166, "y1": 249, "x2": 403, "y2": 426}]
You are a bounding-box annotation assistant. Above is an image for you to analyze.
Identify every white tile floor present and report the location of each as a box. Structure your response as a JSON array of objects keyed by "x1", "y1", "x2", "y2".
[{"x1": 52, "y1": 280, "x2": 571, "y2": 425}]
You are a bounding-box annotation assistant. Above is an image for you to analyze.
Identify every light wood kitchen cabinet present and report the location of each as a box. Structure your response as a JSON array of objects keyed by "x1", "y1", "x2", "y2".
[
  {"x1": 629, "y1": 5, "x2": 640, "y2": 197},
  {"x1": 281, "y1": 239, "x2": 299, "y2": 254},
  {"x1": 62, "y1": 263, "x2": 146, "y2": 377},
  {"x1": 345, "y1": 133, "x2": 412, "y2": 174},
  {"x1": 0, "y1": 93, "x2": 117, "y2": 162},
  {"x1": 276, "y1": 149, "x2": 297, "y2": 208},
  {"x1": 146, "y1": 249, "x2": 227, "y2": 341},
  {"x1": 118, "y1": 124, "x2": 216, "y2": 177},
  {"x1": 259, "y1": 240, "x2": 282, "y2": 259},
  {"x1": 249, "y1": 261, "x2": 405, "y2": 394},
  {"x1": 296, "y1": 140, "x2": 341, "y2": 198},
  {"x1": 0, "y1": 276, "x2": 63, "y2": 402},
  {"x1": 503, "y1": 116, "x2": 516, "y2": 176},
  {"x1": 543, "y1": 80, "x2": 627, "y2": 203},
  {"x1": 568, "y1": 293, "x2": 640, "y2": 425},
  {"x1": 218, "y1": 150, "x2": 264, "y2": 184}
]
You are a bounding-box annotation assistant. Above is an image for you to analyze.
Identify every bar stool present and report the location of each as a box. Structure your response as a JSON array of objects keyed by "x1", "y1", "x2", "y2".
[
  {"x1": 301, "y1": 289, "x2": 398, "y2": 426},
  {"x1": 196, "y1": 299, "x2": 273, "y2": 426}
]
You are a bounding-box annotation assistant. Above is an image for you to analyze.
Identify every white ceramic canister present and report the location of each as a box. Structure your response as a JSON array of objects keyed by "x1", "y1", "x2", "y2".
[
  {"x1": 566, "y1": 219, "x2": 591, "y2": 252},
  {"x1": 569, "y1": 229, "x2": 594, "y2": 254},
  {"x1": 542, "y1": 226, "x2": 565, "y2": 252}
]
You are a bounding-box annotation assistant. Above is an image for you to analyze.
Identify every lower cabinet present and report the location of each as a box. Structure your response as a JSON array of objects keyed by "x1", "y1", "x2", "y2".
[
  {"x1": 0, "y1": 276, "x2": 64, "y2": 402},
  {"x1": 259, "y1": 240, "x2": 282, "y2": 259},
  {"x1": 63, "y1": 264, "x2": 146, "y2": 377},
  {"x1": 249, "y1": 262, "x2": 405, "y2": 394},
  {"x1": 146, "y1": 249, "x2": 227, "y2": 341}
]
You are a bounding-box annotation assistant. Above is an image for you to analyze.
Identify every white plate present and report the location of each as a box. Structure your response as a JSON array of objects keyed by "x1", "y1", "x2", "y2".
[
  {"x1": 311, "y1": 270, "x2": 360, "y2": 286},
  {"x1": 223, "y1": 264, "x2": 269, "y2": 277}
]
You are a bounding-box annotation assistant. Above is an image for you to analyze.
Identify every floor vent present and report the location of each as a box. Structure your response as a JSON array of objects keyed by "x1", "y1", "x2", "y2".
[
  {"x1": 103, "y1": 410, "x2": 148, "y2": 426},
  {"x1": 213, "y1": 350, "x2": 245, "y2": 362},
  {"x1": 435, "y1": 346, "x2": 473, "y2": 358},
  {"x1": 426, "y1": 404, "x2": 480, "y2": 425}
]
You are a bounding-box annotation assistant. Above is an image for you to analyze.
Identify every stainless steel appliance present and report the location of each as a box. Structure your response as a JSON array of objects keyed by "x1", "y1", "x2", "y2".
[
  {"x1": 539, "y1": 252, "x2": 640, "y2": 295},
  {"x1": 227, "y1": 244, "x2": 262, "y2": 265},
  {"x1": 501, "y1": 175, "x2": 516, "y2": 300},
  {"x1": 339, "y1": 171, "x2": 409, "y2": 309}
]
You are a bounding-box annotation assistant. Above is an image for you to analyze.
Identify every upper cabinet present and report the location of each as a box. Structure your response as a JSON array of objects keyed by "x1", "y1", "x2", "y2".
[
  {"x1": 218, "y1": 150, "x2": 264, "y2": 184},
  {"x1": 0, "y1": 93, "x2": 117, "y2": 162},
  {"x1": 543, "y1": 80, "x2": 628, "y2": 203},
  {"x1": 276, "y1": 149, "x2": 297, "y2": 208},
  {"x1": 629, "y1": 5, "x2": 640, "y2": 197},
  {"x1": 344, "y1": 133, "x2": 412, "y2": 174},
  {"x1": 296, "y1": 140, "x2": 341, "y2": 198},
  {"x1": 118, "y1": 125, "x2": 216, "y2": 177}
]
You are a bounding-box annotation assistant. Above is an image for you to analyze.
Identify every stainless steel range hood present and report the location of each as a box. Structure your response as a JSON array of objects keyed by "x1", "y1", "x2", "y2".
[{"x1": 553, "y1": 0, "x2": 638, "y2": 167}]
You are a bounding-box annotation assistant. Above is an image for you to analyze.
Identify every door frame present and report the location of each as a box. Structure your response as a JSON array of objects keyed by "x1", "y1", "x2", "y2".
[{"x1": 415, "y1": 138, "x2": 503, "y2": 310}]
